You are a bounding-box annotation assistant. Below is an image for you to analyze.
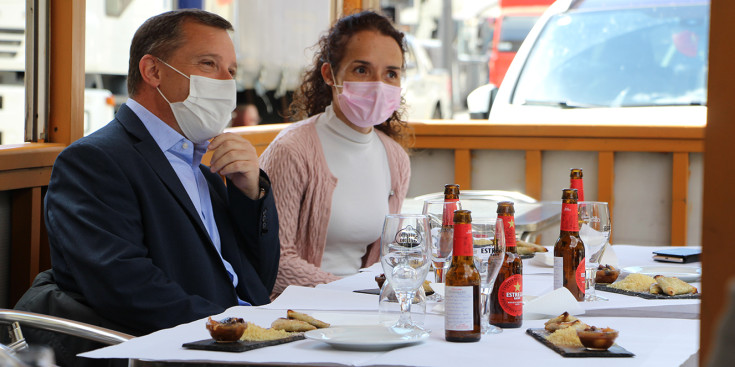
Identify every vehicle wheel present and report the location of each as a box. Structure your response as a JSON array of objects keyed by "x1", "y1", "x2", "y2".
[{"x1": 432, "y1": 104, "x2": 442, "y2": 119}]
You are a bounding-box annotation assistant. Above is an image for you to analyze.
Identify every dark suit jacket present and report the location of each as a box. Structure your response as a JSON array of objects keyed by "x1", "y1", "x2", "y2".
[{"x1": 42, "y1": 104, "x2": 280, "y2": 335}]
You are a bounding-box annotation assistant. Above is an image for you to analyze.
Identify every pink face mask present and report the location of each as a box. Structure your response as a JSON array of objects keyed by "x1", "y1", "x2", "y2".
[{"x1": 331, "y1": 70, "x2": 402, "y2": 128}]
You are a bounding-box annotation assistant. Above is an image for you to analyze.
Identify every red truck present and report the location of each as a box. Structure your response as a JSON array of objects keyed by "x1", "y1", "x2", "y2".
[{"x1": 488, "y1": 0, "x2": 554, "y2": 87}]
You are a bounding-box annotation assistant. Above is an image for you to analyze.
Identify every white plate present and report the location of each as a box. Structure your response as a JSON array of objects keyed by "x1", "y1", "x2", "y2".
[
  {"x1": 621, "y1": 265, "x2": 701, "y2": 282},
  {"x1": 304, "y1": 325, "x2": 430, "y2": 351}
]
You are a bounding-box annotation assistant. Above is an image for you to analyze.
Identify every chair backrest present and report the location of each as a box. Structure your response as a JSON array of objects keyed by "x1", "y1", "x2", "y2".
[
  {"x1": 412, "y1": 190, "x2": 537, "y2": 204},
  {"x1": 0, "y1": 309, "x2": 133, "y2": 346}
]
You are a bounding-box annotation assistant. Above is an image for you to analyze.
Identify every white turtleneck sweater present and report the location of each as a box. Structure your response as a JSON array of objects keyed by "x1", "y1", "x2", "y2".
[{"x1": 315, "y1": 105, "x2": 391, "y2": 276}]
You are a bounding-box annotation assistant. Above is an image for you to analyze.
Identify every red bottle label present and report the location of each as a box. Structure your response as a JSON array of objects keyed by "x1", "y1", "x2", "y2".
[
  {"x1": 570, "y1": 179, "x2": 584, "y2": 202},
  {"x1": 498, "y1": 274, "x2": 523, "y2": 316},
  {"x1": 500, "y1": 215, "x2": 517, "y2": 248},
  {"x1": 560, "y1": 203, "x2": 579, "y2": 232},
  {"x1": 442, "y1": 199, "x2": 459, "y2": 226},
  {"x1": 576, "y1": 257, "x2": 586, "y2": 295},
  {"x1": 453, "y1": 222, "x2": 473, "y2": 256}
]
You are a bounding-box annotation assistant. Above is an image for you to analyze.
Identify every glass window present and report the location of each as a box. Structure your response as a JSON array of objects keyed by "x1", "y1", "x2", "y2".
[
  {"x1": 0, "y1": 0, "x2": 27, "y2": 144},
  {"x1": 83, "y1": 0, "x2": 173, "y2": 136}
]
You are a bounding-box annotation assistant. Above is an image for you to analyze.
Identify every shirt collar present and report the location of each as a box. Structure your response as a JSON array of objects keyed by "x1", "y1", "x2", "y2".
[{"x1": 126, "y1": 98, "x2": 209, "y2": 166}]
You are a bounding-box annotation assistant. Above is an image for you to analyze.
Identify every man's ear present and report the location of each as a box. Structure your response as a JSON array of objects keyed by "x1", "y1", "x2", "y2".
[
  {"x1": 139, "y1": 54, "x2": 161, "y2": 88},
  {"x1": 320, "y1": 62, "x2": 334, "y2": 86}
]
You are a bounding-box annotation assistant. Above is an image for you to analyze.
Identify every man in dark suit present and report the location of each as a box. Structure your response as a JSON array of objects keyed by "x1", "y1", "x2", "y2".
[{"x1": 15, "y1": 8, "x2": 280, "y2": 349}]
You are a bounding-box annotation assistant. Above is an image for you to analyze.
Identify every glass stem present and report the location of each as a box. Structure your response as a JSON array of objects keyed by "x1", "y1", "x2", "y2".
[
  {"x1": 395, "y1": 291, "x2": 413, "y2": 328},
  {"x1": 435, "y1": 268, "x2": 445, "y2": 283}
]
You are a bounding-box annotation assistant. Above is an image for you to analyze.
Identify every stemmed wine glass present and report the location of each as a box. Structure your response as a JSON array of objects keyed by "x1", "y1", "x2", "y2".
[
  {"x1": 578, "y1": 201, "x2": 612, "y2": 302},
  {"x1": 422, "y1": 199, "x2": 461, "y2": 288},
  {"x1": 380, "y1": 214, "x2": 432, "y2": 333},
  {"x1": 474, "y1": 217, "x2": 506, "y2": 334}
]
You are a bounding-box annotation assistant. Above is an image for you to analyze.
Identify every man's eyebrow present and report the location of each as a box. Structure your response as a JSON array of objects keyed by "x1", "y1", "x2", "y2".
[{"x1": 196, "y1": 53, "x2": 222, "y2": 59}]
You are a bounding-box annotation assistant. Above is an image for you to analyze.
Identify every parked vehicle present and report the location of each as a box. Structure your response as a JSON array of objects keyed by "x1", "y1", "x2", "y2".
[
  {"x1": 469, "y1": 0, "x2": 708, "y2": 124},
  {"x1": 487, "y1": 0, "x2": 553, "y2": 87},
  {"x1": 403, "y1": 35, "x2": 452, "y2": 120}
]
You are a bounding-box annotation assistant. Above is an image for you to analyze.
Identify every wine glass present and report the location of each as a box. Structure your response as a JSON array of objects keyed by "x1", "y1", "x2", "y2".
[
  {"x1": 422, "y1": 199, "x2": 461, "y2": 286},
  {"x1": 380, "y1": 214, "x2": 432, "y2": 332},
  {"x1": 474, "y1": 217, "x2": 506, "y2": 334},
  {"x1": 578, "y1": 201, "x2": 612, "y2": 301}
]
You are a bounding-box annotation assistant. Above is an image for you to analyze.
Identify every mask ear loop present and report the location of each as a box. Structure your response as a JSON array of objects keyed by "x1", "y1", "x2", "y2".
[
  {"x1": 156, "y1": 57, "x2": 191, "y2": 80},
  {"x1": 154, "y1": 56, "x2": 190, "y2": 104},
  {"x1": 329, "y1": 64, "x2": 343, "y2": 89}
]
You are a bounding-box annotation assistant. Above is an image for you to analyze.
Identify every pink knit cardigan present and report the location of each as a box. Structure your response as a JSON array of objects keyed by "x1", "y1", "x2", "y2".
[{"x1": 259, "y1": 114, "x2": 411, "y2": 295}]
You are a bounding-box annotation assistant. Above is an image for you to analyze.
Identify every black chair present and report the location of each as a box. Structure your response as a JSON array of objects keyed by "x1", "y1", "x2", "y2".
[
  {"x1": 0, "y1": 308, "x2": 132, "y2": 366},
  {"x1": 11, "y1": 270, "x2": 136, "y2": 367}
]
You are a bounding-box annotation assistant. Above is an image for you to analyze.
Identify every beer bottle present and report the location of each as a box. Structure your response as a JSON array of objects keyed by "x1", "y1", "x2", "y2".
[
  {"x1": 554, "y1": 189, "x2": 586, "y2": 301},
  {"x1": 445, "y1": 209, "x2": 481, "y2": 342},
  {"x1": 437, "y1": 184, "x2": 460, "y2": 282},
  {"x1": 570, "y1": 168, "x2": 585, "y2": 202},
  {"x1": 489, "y1": 201, "x2": 523, "y2": 328}
]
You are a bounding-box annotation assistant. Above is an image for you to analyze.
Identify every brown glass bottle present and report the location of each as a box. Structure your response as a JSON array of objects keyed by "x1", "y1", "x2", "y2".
[
  {"x1": 489, "y1": 201, "x2": 523, "y2": 328},
  {"x1": 553, "y1": 189, "x2": 586, "y2": 301},
  {"x1": 437, "y1": 184, "x2": 460, "y2": 282},
  {"x1": 445, "y1": 210, "x2": 481, "y2": 342},
  {"x1": 570, "y1": 168, "x2": 585, "y2": 202}
]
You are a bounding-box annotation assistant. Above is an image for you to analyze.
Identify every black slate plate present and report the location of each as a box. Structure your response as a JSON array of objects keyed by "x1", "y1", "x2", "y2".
[
  {"x1": 353, "y1": 288, "x2": 380, "y2": 295},
  {"x1": 353, "y1": 288, "x2": 437, "y2": 297},
  {"x1": 595, "y1": 284, "x2": 700, "y2": 299},
  {"x1": 182, "y1": 334, "x2": 305, "y2": 353},
  {"x1": 526, "y1": 329, "x2": 634, "y2": 357}
]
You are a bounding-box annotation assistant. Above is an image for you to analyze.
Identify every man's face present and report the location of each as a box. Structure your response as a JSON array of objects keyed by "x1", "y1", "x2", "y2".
[{"x1": 157, "y1": 20, "x2": 237, "y2": 104}]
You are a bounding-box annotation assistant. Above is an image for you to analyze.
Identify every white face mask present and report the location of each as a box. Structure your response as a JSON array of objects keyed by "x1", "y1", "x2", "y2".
[{"x1": 156, "y1": 58, "x2": 236, "y2": 144}]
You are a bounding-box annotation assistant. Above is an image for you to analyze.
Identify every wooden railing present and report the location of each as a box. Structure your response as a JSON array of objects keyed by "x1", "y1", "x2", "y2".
[{"x1": 222, "y1": 120, "x2": 705, "y2": 247}]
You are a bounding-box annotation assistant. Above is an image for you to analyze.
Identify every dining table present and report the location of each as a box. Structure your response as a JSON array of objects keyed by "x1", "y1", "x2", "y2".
[{"x1": 82, "y1": 245, "x2": 701, "y2": 366}]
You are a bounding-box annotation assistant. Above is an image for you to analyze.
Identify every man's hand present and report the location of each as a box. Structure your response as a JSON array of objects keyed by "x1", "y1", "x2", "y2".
[{"x1": 208, "y1": 133, "x2": 261, "y2": 200}]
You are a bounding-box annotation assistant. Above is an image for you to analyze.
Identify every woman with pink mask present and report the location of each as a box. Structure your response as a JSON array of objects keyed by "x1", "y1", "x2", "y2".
[{"x1": 259, "y1": 11, "x2": 411, "y2": 295}]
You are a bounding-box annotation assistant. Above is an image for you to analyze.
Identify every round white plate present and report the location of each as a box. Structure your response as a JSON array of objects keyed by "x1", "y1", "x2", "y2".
[
  {"x1": 621, "y1": 265, "x2": 701, "y2": 282},
  {"x1": 304, "y1": 325, "x2": 430, "y2": 351}
]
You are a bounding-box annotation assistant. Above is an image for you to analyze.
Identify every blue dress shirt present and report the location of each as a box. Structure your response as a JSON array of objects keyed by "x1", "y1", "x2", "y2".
[{"x1": 126, "y1": 99, "x2": 249, "y2": 305}]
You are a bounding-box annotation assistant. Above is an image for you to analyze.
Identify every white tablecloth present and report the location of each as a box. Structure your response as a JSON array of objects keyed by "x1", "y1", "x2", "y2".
[{"x1": 82, "y1": 245, "x2": 701, "y2": 366}]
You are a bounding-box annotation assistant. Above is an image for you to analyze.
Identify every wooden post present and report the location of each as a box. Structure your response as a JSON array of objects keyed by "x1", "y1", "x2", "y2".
[
  {"x1": 598, "y1": 152, "x2": 615, "y2": 242},
  {"x1": 9, "y1": 188, "x2": 42, "y2": 306},
  {"x1": 671, "y1": 152, "x2": 689, "y2": 246},
  {"x1": 47, "y1": 0, "x2": 85, "y2": 145},
  {"x1": 454, "y1": 149, "x2": 471, "y2": 190},
  {"x1": 525, "y1": 150, "x2": 542, "y2": 200},
  {"x1": 701, "y1": 0, "x2": 735, "y2": 363}
]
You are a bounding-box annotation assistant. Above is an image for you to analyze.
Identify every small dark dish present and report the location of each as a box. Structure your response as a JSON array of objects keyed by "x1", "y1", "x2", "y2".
[
  {"x1": 595, "y1": 264, "x2": 620, "y2": 284},
  {"x1": 375, "y1": 274, "x2": 386, "y2": 289},
  {"x1": 576, "y1": 326, "x2": 619, "y2": 350},
  {"x1": 206, "y1": 317, "x2": 247, "y2": 343}
]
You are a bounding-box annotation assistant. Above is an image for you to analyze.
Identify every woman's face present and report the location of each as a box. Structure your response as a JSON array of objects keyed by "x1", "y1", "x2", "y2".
[
  {"x1": 321, "y1": 30, "x2": 403, "y2": 132},
  {"x1": 331, "y1": 30, "x2": 403, "y2": 86}
]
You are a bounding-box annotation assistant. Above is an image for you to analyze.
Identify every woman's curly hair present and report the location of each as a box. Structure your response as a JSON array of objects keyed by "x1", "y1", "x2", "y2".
[{"x1": 288, "y1": 10, "x2": 411, "y2": 146}]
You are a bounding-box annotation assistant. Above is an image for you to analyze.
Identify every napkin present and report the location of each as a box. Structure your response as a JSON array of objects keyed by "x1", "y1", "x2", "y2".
[
  {"x1": 429, "y1": 282, "x2": 444, "y2": 298},
  {"x1": 531, "y1": 251, "x2": 554, "y2": 267},
  {"x1": 597, "y1": 242, "x2": 619, "y2": 267},
  {"x1": 263, "y1": 286, "x2": 378, "y2": 311},
  {"x1": 523, "y1": 287, "x2": 585, "y2": 320}
]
